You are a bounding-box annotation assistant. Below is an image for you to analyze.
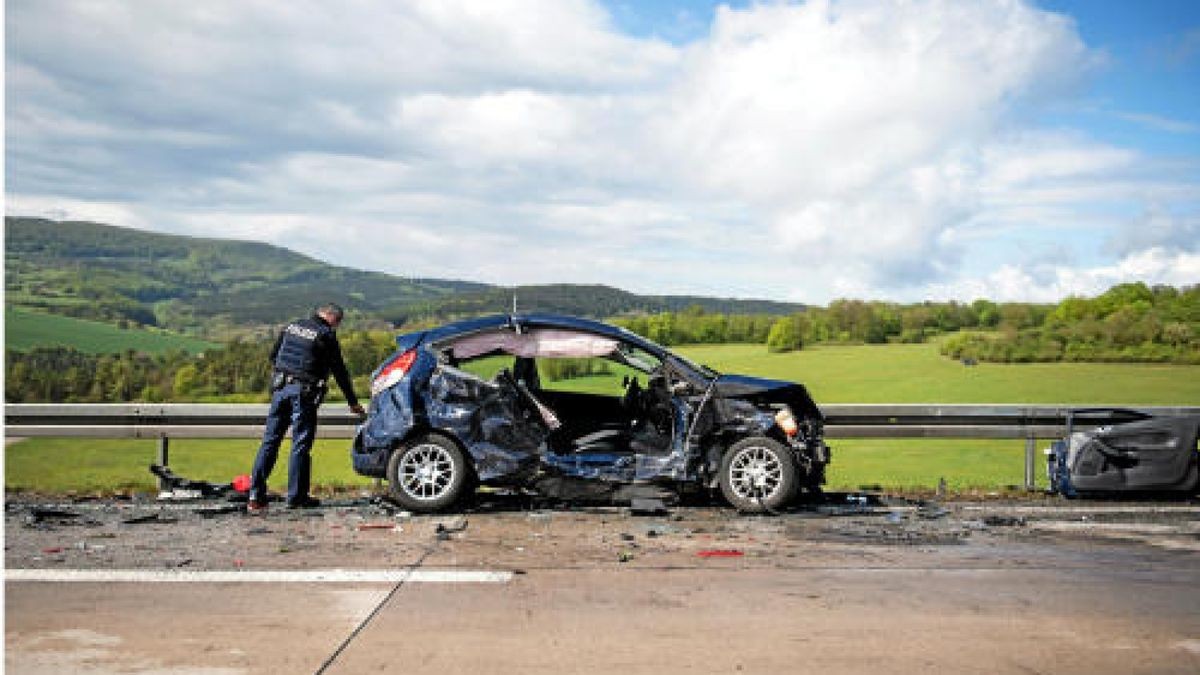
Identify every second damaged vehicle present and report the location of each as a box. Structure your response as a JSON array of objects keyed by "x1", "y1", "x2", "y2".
[
  {"x1": 1047, "y1": 408, "x2": 1200, "y2": 498},
  {"x1": 352, "y1": 313, "x2": 830, "y2": 513}
]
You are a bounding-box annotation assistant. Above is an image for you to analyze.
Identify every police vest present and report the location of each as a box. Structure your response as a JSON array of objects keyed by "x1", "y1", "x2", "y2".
[{"x1": 274, "y1": 318, "x2": 329, "y2": 381}]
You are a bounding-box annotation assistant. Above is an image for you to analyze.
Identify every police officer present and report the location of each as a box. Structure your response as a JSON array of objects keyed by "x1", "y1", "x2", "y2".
[{"x1": 248, "y1": 303, "x2": 365, "y2": 511}]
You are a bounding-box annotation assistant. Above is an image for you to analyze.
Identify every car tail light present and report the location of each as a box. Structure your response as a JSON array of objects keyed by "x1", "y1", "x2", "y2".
[
  {"x1": 775, "y1": 407, "x2": 799, "y2": 437},
  {"x1": 371, "y1": 349, "x2": 417, "y2": 396}
]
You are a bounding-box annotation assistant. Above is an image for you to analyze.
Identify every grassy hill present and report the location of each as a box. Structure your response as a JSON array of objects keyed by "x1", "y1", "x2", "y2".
[
  {"x1": 5, "y1": 308, "x2": 218, "y2": 355},
  {"x1": 6, "y1": 217, "x2": 803, "y2": 341},
  {"x1": 5, "y1": 217, "x2": 489, "y2": 335}
]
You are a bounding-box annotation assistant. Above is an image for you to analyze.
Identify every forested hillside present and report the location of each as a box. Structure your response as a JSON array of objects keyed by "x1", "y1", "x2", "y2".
[
  {"x1": 5, "y1": 217, "x2": 488, "y2": 335},
  {"x1": 5, "y1": 217, "x2": 802, "y2": 337}
]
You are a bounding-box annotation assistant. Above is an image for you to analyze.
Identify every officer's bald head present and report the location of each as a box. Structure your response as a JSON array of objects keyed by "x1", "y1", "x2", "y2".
[{"x1": 317, "y1": 303, "x2": 344, "y2": 328}]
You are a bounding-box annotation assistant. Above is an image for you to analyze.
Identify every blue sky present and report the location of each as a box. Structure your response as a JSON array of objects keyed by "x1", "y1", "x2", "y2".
[{"x1": 6, "y1": 0, "x2": 1198, "y2": 303}]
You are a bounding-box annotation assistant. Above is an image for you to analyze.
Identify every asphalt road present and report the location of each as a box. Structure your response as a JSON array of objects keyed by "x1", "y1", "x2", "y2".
[{"x1": 6, "y1": 497, "x2": 1200, "y2": 674}]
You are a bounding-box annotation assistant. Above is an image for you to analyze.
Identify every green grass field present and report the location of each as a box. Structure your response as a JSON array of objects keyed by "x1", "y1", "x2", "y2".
[
  {"x1": 5, "y1": 307, "x2": 218, "y2": 355},
  {"x1": 2, "y1": 436, "x2": 1031, "y2": 494},
  {"x1": 674, "y1": 342, "x2": 1200, "y2": 404},
  {"x1": 4, "y1": 438, "x2": 369, "y2": 494},
  {"x1": 7, "y1": 341, "x2": 1197, "y2": 494}
]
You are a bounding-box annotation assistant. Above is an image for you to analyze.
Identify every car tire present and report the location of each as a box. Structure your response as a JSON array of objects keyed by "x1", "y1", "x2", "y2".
[
  {"x1": 718, "y1": 436, "x2": 798, "y2": 513},
  {"x1": 387, "y1": 433, "x2": 471, "y2": 513}
]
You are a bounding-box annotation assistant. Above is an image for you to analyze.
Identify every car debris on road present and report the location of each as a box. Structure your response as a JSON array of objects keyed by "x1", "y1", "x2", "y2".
[{"x1": 1046, "y1": 408, "x2": 1200, "y2": 498}]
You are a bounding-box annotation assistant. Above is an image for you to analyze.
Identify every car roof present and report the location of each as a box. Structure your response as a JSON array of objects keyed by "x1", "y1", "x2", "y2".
[{"x1": 404, "y1": 313, "x2": 668, "y2": 356}]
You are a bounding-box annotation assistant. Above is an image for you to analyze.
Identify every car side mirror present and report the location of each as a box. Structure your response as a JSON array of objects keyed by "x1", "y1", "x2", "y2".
[{"x1": 670, "y1": 381, "x2": 692, "y2": 396}]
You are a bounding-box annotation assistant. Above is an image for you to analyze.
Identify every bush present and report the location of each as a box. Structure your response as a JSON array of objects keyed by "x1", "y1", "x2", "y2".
[{"x1": 766, "y1": 317, "x2": 802, "y2": 353}]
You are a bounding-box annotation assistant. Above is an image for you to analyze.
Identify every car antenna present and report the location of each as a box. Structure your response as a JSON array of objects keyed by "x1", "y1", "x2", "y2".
[{"x1": 511, "y1": 292, "x2": 524, "y2": 333}]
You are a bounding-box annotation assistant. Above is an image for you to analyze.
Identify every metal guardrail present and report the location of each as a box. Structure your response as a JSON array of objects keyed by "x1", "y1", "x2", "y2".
[
  {"x1": 823, "y1": 404, "x2": 1200, "y2": 438},
  {"x1": 6, "y1": 403, "x2": 1199, "y2": 490},
  {"x1": 4, "y1": 403, "x2": 363, "y2": 439}
]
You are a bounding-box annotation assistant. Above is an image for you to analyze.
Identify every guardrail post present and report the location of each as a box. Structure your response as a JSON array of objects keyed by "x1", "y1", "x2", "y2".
[
  {"x1": 157, "y1": 436, "x2": 170, "y2": 492},
  {"x1": 1024, "y1": 434, "x2": 1036, "y2": 491}
]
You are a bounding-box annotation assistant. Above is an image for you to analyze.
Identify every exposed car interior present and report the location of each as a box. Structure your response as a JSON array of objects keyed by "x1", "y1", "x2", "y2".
[{"x1": 436, "y1": 328, "x2": 675, "y2": 458}]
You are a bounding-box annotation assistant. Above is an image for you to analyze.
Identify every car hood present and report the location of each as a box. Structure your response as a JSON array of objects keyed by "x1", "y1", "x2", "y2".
[{"x1": 711, "y1": 374, "x2": 824, "y2": 421}]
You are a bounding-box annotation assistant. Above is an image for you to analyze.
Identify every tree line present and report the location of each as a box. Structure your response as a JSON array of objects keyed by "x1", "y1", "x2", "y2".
[
  {"x1": 614, "y1": 283, "x2": 1197, "y2": 364},
  {"x1": 5, "y1": 331, "x2": 399, "y2": 404},
  {"x1": 613, "y1": 298, "x2": 1013, "y2": 350},
  {"x1": 940, "y1": 283, "x2": 1199, "y2": 364}
]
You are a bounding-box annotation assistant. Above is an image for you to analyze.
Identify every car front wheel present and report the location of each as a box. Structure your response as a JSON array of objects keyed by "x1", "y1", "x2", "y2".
[
  {"x1": 718, "y1": 436, "x2": 798, "y2": 513},
  {"x1": 387, "y1": 433, "x2": 470, "y2": 512}
]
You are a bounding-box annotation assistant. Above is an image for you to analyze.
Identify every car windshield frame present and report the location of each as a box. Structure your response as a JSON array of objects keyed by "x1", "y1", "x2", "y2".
[{"x1": 663, "y1": 350, "x2": 719, "y2": 382}]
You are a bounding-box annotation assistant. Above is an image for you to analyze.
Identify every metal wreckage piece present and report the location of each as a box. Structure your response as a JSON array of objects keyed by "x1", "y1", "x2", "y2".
[
  {"x1": 1046, "y1": 409, "x2": 1200, "y2": 497},
  {"x1": 351, "y1": 313, "x2": 831, "y2": 512},
  {"x1": 150, "y1": 464, "x2": 234, "y2": 500}
]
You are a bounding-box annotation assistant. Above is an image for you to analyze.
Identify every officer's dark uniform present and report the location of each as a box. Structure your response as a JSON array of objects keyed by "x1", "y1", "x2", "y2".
[{"x1": 250, "y1": 313, "x2": 359, "y2": 506}]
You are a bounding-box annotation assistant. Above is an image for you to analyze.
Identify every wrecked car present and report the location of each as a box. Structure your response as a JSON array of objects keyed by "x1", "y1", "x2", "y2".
[
  {"x1": 1046, "y1": 408, "x2": 1200, "y2": 497},
  {"x1": 352, "y1": 313, "x2": 829, "y2": 513}
]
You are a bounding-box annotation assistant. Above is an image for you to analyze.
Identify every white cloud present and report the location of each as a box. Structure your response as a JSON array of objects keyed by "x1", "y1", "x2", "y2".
[
  {"x1": 5, "y1": 195, "x2": 151, "y2": 231},
  {"x1": 639, "y1": 0, "x2": 1102, "y2": 290},
  {"x1": 929, "y1": 248, "x2": 1200, "y2": 302},
  {"x1": 394, "y1": 91, "x2": 580, "y2": 163},
  {"x1": 1107, "y1": 208, "x2": 1200, "y2": 258},
  {"x1": 5, "y1": 0, "x2": 1197, "y2": 304}
]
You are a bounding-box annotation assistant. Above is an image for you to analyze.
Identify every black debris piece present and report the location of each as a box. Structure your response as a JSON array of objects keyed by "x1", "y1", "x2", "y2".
[
  {"x1": 149, "y1": 464, "x2": 232, "y2": 498},
  {"x1": 24, "y1": 507, "x2": 101, "y2": 529},
  {"x1": 916, "y1": 503, "x2": 950, "y2": 520},
  {"x1": 195, "y1": 505, "x2": 245, "y2": 518},
  {"x1": 435, "y1": 517, "x2": 469, "y2": 540},
  {"x1": 982, "y1": 515, "x2": 1027, "y2": 527},
  {"x1": 29, "y1": 508, "x2": 81, "y2": 520},
  {"x1": 121, "y1": 513, "x2": 178, "y2": 525}
]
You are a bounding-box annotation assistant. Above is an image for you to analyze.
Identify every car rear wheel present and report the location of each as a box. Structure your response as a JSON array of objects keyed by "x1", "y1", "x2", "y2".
[
  {"x1": 387, "y1": 433, "x2": 470, "y2": 512},
  {"x1": 718, "y1": 436, "x2": 798, "y2": 513}
]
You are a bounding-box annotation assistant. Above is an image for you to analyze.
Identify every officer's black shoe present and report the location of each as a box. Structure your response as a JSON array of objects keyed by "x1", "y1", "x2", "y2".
[{"x1": 286, "y1": 496, "x2": 322, "y2": 509}]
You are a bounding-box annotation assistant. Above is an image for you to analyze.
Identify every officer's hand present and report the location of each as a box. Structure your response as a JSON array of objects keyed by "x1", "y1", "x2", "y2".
[{"x1": 350, "y1": 403, "x2": 366, "y2": 416}]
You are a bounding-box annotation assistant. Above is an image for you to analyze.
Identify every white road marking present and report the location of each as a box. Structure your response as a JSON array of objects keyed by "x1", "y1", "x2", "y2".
[{"x1": 5, "y1": 568, "x2": 514, "y2": 584}]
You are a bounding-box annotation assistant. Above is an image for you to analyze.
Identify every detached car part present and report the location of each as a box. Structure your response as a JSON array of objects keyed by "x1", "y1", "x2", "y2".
[
  {"x1": 352, "y1": 313, "x2": 830, "y2": 513},
  {"x1": 1046, "y1": 408, "x2": 1200, "y2": 497}
]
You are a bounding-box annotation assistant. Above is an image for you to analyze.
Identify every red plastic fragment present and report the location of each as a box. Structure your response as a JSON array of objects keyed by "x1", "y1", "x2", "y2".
[
  {"x1": 697, "y1": 549, "x2": 744, "y2": 558},
  {"x1": 41, "y1": 547, "x2": 64, "y2": 554}
]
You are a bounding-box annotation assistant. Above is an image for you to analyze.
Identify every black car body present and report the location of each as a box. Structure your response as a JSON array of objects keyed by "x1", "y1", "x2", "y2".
[
  {"x1": 1046, "y1": 408, "x2": 1200, "y2": 497},
  {"x1": 352, "y1": 313, "x2": 829, "y2": 512}
]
